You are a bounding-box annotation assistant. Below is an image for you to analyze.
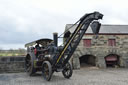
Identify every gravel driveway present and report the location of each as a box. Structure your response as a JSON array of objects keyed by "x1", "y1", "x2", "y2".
[{"x1": 0, "y1": 67, "x2": 128, "y2": 85}]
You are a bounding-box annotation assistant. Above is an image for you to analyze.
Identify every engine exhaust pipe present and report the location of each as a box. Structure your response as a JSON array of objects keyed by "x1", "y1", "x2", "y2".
[{"x1": 53, "y1": 32, "x2": 58, "y2": 47}]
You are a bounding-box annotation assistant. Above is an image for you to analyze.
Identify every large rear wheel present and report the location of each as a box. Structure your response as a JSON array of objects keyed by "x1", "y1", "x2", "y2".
[
  {"x1": 25, "y1": 55, "x2": 36, "y2": 76},
  {"x1": 62, "y1": 62, "x2": 73, "y2": 79},
  {"x1": 42, "y1": 61, "x2": 52, "y2": 81}
]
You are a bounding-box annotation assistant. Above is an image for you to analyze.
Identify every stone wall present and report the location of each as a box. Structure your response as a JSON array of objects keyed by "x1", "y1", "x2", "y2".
[
  {"x1": 0, "y1": 56, "x2": 25, "y2": 73},
  {"x1": 72, "y1": 34, "x2": 128, "y2": 69}
]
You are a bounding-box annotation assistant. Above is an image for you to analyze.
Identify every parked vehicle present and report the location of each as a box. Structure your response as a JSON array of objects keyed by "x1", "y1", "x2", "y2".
[{"x1": 25, "y1": 12, "x2": 103, "y2": 81}]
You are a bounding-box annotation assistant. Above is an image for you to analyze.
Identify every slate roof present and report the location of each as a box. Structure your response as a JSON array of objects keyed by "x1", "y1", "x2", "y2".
[{"x1": 65, "y1": 24, "x2": 128, "y2": 34}]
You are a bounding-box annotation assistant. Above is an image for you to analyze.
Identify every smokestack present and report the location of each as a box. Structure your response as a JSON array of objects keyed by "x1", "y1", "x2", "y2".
[{"x1": 53, "y1": 32, "x2": 58, "y2": 47}]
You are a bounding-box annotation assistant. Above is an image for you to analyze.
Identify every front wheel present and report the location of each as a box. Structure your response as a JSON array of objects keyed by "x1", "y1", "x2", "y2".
[
  {"x1": 42, "y1": 61, "x2": 52, "y2": 81},
  {"x1": 62, "y1": 62, "x2": 73, "y2": 79}
]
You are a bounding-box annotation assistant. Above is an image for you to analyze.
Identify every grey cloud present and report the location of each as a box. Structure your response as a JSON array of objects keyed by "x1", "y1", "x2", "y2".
[
  {"x1": 0, "y1": 0, "x2": 128, "y2": 49},
  {"x1": 0, "y1": 9, "x2": 71, "y2": 45}
]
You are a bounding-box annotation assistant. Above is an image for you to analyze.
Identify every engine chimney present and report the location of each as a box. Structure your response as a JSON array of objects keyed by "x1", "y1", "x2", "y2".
[{"x1": 53, "y1": 32, "x2": 58, "y2": 47}]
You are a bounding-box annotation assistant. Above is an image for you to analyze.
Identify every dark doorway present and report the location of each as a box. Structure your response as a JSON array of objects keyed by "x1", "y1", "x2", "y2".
[
  {"x1": 79, "y1": 55, "x2": 96, "y2": 67},
  {"x1": 105, "y1": 54, "x2": 120, "y2": 67}
]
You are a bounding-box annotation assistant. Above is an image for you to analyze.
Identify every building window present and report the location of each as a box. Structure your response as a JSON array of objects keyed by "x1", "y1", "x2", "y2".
[
  {"x1": 83, "y1": 39, "x2": 91, "y2": 47},
  {"x1": 108, "y1": 39, "x2": 116, "y2": 46}
]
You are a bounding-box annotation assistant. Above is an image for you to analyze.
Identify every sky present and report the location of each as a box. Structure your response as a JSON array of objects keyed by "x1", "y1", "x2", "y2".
[{"x1": 0, "y1": 0, "x2": 128, "y2": 49}]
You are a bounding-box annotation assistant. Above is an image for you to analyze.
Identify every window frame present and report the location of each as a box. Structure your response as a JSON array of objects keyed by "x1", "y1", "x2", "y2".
[
  {"x1": 108, "y1": 39, "x2": 116, "y2": 47},
  {"x1": 83, "y1": 39, "x2": 92, "y2": 47}
]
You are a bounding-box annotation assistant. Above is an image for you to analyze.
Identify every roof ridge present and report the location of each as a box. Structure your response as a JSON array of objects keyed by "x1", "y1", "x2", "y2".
[{"x1": 66, "y1": 24, "x2": 128, "y2": 26}]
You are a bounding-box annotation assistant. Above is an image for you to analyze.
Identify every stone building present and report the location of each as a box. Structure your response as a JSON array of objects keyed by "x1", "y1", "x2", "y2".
[{"x1": 64, "y1": 24, "x2": 128, "y2": 69}]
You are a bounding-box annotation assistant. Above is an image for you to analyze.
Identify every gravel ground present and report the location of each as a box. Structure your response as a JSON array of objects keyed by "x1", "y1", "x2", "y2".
[{"x1": 0, "y1": 67, "x2": 128, "y2": 85}]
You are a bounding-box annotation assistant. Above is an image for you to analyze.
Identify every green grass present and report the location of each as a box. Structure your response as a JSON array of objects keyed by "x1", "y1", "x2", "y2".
[
  {"x1": 0, "y1": 49, "x2": 26, "y2": 57},
  {"x1": 0, "y1": 53, "x2": 25, "y2": 57}
]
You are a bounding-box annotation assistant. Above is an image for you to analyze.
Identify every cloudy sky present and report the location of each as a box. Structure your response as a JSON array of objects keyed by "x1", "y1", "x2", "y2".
[{"x1": 0, "y1": 0, "x2": 128, "y2": 49}]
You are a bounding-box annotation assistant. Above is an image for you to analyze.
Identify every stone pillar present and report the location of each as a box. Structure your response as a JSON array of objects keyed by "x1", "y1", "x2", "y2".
[
  {"x1": 121, "y1": 53, "x2": 128, "y2": 67},
  {"x1": 72, "y1": 55, "x2": 80, "y2": 69},
  {"x1": 124, "y1": 59, "x2": 128, "y2": 68},
  {"x1": 97, "y1": 56, "x2": 106, "y2": 68},
  {"x1": 120, "y1": 57, "x2": 125, "y2": 67}
]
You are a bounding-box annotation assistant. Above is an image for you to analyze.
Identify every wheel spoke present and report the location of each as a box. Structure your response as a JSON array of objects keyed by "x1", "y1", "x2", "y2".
[
  {"x1": 42, "y1": 61, "x2": 52, "y2": 81},
  {"x1": 27, "y1": 66, "x2": 31, "y2": 72},
  {"x1": 62, "y1": 62, "x2": 72, "y2": 79}
]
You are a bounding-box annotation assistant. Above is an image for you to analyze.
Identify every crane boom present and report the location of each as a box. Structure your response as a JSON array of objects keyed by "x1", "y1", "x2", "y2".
[{"x1": 52, "y1": 12, "x2": 103, "y2": 68}]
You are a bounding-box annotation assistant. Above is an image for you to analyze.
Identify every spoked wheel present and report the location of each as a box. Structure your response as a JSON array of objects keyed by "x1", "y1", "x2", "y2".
[
  {"x1": 62, "y1": 62, "x2": 73, "y2": 79},
  {"x1": 42, "y1": 61, "x2": 52, "y2": 81},
  {"x1": 25, "y1": 55, "x2": 36, "y2": 76}
]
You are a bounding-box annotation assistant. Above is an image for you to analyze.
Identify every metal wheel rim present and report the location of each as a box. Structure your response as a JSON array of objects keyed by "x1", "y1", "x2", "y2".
[
  {"x1": 25, "y1": 58, "x2": 32, "y2": 72},
  {"x1": 63, "y1": 63, "x2": 71, "y2": 76},
  {"x1": 42, "y1": 63, "x2": 50, "y2": 79}
]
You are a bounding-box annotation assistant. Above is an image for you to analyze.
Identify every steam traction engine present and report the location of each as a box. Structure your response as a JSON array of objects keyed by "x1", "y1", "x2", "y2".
[{"x1": 25, "y1": 12, "x2": 103, "y2": 81}]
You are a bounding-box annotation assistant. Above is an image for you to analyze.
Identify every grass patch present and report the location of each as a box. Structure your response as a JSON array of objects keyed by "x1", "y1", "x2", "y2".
[{"x1": 0, "y1": 53, "x2": 24, "y2": 57}]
